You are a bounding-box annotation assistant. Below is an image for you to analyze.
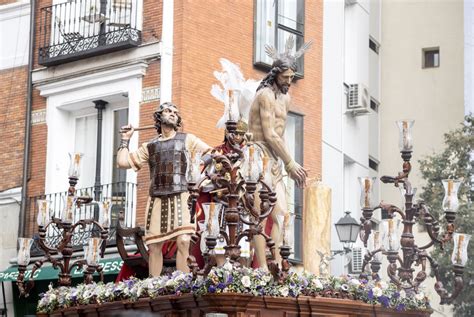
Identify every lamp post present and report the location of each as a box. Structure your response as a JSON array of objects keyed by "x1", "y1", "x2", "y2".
[
  {"x1": 334, "y1": 211, "x2": 361, "y2": 255},
  {"x1": 16, "y1": 153, "x2": 109, "y2": 297}
]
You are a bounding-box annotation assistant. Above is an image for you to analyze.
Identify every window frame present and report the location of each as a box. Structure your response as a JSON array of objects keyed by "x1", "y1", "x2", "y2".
[
  {"x1": 422, "y1": 47, "x2": 440, "y2": 69},
  {"x1": 253, "y1": 0, "x2": 306, "y2": 79},
  {"x1": 285, "y1": 111, "x2": 305, "y2": 264}
]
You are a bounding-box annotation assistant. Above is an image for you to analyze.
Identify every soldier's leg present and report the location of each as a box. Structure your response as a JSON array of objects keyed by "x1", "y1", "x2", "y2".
[
  {"x1": 176, "y1": 234, "x2": 191, "y2": 272},
  {"x1": 148, "y1": 242, "x2": 164, "y2": 277}
]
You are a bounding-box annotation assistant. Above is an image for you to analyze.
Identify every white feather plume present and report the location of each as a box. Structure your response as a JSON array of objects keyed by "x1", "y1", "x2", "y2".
[{"x1": 210, "y1": 58, "x2": 260, "y2": 129}]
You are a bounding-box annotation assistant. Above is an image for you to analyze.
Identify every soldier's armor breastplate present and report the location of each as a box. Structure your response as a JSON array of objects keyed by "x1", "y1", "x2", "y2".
[{"x1": 147, "y1": 132, "x2": 188, "y2": 197}]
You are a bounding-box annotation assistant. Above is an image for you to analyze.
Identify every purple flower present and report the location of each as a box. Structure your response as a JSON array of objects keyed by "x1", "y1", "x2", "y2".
[
  {"x1": 379, "y1": 295, "x2": 389, "y2": 307},
  {"x1": 393, "y1": 291, "x2": 400, "y2": 299},
  {"x1": 208, "y1": 285, "x2": 216, "y2": 293},
  {"x1": 217, "y1": 283, "x2": 226, "y2": 290},
  {"x1": 227, "y1": 275, "x2": 233, "y2": 284},
  {"x1": 396, "y1": 303, "x2": 405, "y2": 311},
  {"x1": 126, "y1": 280, "x2": 134, "y2": 288},
  {"x1": 368, "y1": 289, "x2": 374, "y2": 300}
]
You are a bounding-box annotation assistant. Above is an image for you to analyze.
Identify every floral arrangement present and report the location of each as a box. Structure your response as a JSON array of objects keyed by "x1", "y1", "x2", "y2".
[{"x1": 37, "y1": 264, "x2": 430, "y2": 314}]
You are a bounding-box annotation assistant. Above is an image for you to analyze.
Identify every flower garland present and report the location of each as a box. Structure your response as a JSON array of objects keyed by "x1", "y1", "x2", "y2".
[{"x1": 37, "y1": 265, "x2": 430, "y2": 314}]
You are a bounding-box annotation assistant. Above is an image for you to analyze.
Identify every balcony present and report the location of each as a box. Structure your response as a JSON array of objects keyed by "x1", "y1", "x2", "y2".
[
  {"x1": 27, "y1": 182, "x2": 136, "y2": 256},
  {"x1": 38, "y1": 0, "x2": 141, "y2": 67}
]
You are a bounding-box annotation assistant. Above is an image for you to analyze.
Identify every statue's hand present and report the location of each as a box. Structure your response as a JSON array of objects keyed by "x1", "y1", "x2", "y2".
[
  {"x1": 120, "y1": 124, "x2": 135, "y2": 140},
  {"x1": 288, "y1": 162, "x2": 308, "y2": 188}
]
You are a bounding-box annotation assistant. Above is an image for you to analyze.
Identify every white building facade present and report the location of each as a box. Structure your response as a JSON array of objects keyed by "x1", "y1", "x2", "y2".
[{"x1": 322, "y1": 0, "x2": 381, "y2": 276}]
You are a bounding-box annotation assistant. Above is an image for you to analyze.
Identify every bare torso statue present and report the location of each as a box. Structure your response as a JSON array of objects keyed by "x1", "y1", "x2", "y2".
[{"x1": 249, "y1": 67, "x2": 308, "y2": 269}]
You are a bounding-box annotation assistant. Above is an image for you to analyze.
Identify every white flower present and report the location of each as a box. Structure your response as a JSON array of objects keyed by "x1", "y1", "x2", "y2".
[
  {"x1": 379, "y1": 281, "x2": 388, "y2": 290},
  {"x1": 223, "y1": 261, "x2": 233, "y2": 271},
  {"x1": 415, "y1": 292, "x2": 425, "y2": 301},
  {"x1": 241, "y1": 276, "x2": 251, "y2": 288},
  {"x1": 372, "y1": 286, "x2": 383, "y2": 297},
  {"x1": 349, "y1": 279, "x2": 360, "y2": 287},
  {"x1": 262, "y1": 274, "x2": 271, "y2": 283},
  {"x1": 312, "y1": 278, "x2": 323, "y2": 290},
  {"x1": 399, "y1": 289, "x2": 406, "y2": 299},
  {"x1": 259, "y1": 279, "x2": 266, "y2": 286},
  {"x1": 165, "y1": 279, "x2": 175, "y2": 287},
  {"x1": 49, "y1": 294, "x2": 57, "y2": 301},
  {"x1": 279, "y1": 286, "x2": 289, "y2": 297}
]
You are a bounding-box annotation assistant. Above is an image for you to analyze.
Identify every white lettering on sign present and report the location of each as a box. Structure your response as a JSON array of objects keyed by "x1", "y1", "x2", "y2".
[{"x1": 141, "y1": 87, "x2": 160, "y2": 103}]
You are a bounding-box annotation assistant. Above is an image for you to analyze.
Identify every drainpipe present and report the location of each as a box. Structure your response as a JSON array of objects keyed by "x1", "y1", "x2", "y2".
[
  {"x1": 19, "y1": 0, "x2": 37, "y2": 238},
  {"x1": 160, "y1": 0, "x2": 174, "y2": 103}
]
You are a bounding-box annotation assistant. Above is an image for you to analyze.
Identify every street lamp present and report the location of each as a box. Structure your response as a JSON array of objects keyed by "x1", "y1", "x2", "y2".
[{"x1": 334, "y1": 211, "x2": 360, "y2": 255}]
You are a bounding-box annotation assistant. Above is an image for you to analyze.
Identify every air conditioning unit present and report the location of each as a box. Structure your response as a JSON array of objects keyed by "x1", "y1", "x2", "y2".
[
  {"x1": 347, "y1": 83, "x2": 370, "y2": 115},
  {"x1": 350, "y1": 247, "x2": 363, "y2": 273},
  {"x1": 345, "y1": 0, "x2": 359, "y2": 5}
]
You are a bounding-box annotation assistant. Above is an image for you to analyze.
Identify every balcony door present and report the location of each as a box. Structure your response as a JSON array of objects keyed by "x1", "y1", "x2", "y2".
[{"x1": 72, "y1": 105, "x2": 128, "y2": 191}]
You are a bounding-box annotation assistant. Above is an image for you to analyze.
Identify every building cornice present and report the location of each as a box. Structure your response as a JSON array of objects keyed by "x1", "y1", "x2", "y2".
[
  {"x1": 35, "y1": 62, "x2": 149, "y2": 97},
  {"x1": 0, "y1": 187, "x2": 22, "y2": 205},
  {"x1": 0, "y1": 1, "x2": 30, "y2": 21}
]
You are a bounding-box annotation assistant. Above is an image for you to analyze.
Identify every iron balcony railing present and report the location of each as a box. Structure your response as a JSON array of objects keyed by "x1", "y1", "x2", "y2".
[
  {"x1": 28, "y1": 182, "x2": 136, "y2": 256},
  {"x1": 38, "y1": 0, "x2": 142, "y2": 66}
]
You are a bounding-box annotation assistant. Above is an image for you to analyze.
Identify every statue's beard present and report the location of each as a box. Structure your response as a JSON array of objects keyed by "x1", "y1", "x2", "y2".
[
  {"x1": 160, "y1": 116, "x2": 179, "y2": 129},
  {"x1": 276, "y1": 82, "x2": 290, "y2": 94}
]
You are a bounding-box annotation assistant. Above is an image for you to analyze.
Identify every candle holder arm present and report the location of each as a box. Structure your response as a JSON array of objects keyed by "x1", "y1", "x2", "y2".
[
  {"x1": 426, "y1": 253, "x2": 465, "y2": 304},
  {"x1": 360, "y1": 248, "x2": 383, "y2": 277},
  {"x1": 17, "y1": 258, "x2": 46, "y2": 297},
  {"x1": 379, "y1": 202, "x2": 406, "y2": 220},
  {"x1": 417, "y1": 203, "x2": 446, "y2": 248}
]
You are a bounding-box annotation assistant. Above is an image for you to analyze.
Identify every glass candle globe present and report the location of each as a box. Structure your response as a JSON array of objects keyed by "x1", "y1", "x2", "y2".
[
  {"x1": 396, "y1": 120, "x2": 414, "y2": 151},
  {"x1": 442, "y1": 179, "x2": 461, "y2": 212},
  {"x1": 451, "y1": 233, "x2": 471, "y2": 266},
  {"x1": 358, "y1": 177, "x2": 376, "y2": 209}
]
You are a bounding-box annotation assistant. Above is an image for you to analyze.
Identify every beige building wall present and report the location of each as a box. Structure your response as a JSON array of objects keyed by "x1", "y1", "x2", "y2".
[{"x1": 380, "y1": 1, "x2": 464, "y2": 316}]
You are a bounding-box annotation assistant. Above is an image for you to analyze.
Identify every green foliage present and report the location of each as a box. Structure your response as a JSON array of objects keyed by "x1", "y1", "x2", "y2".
[{"x1": 418, "y1": 115, "x2": 474, "y2": 317}]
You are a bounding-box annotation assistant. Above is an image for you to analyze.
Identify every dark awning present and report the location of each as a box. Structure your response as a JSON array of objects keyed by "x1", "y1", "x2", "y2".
[{"x1": 0, "y1": 257, "x2": 123, "y2": 282}]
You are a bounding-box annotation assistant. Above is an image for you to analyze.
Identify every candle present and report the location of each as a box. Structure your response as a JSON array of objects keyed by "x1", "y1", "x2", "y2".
[
  {"x1": 17, "y1": 238, "x2": 34, "y2": 266},
  {"x1": 283, "y1": 213, "x2": 290, "y2": 244},
  {"x1": 374, "y1": 231, "x2": 380, "y2": 249},
  {"x1": 456, "y1": 234, "x2": 464, "y2": 265},
  {"x1": 447, "y1": 179, "x2": 453, "y2": 210},
  {"x1": 37, "y1": 200, "x2": 50, "y2": 227},
  {"x1": 228, "y1": 90, "x2": 233, "y2": 120},
  {"x1": 248, "y1": 146, "x2": 255, "y2": 179},
  {"x1": 262, "y1": 155, "x2": 269, "y2": 174},
  {"x1": 364, "y1": 178, "x2": 370, "y2": 208},
  {"x1": 388, "y1": 219, "x2": 394, "y2": 250},
  {"x1": 68, "y1": 152, "x2": 83, "y2": 178},
  {"x1": 66, "y1": 196, "x2": 74, "y2": 221},
  {"x1": 99, "y1": 200, "x2": 111, "y2": 227},
  {"x1": 208, "y1": 202, "x2": 215, "y2": 234},
  {"x1": 402, "y1": 121, "x2": 408, "y2": 149}
]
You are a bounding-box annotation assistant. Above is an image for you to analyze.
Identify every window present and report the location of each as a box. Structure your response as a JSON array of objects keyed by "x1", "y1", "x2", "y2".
[
  {"x1": 422, "y1": 47, "x2": 440, "y2": 68},
  {"x1": 284, "y1": 112, "x2": 304, "y2": 261},
  {"x1": 369, "y1": 37, "x2": 379, "y2": 54},
  {"x1": 72, "y1": 105, "x2": 129, "y2": 190},
  {"x1": 254, "y1": 0, "x2": 305, "y2": 77}
]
